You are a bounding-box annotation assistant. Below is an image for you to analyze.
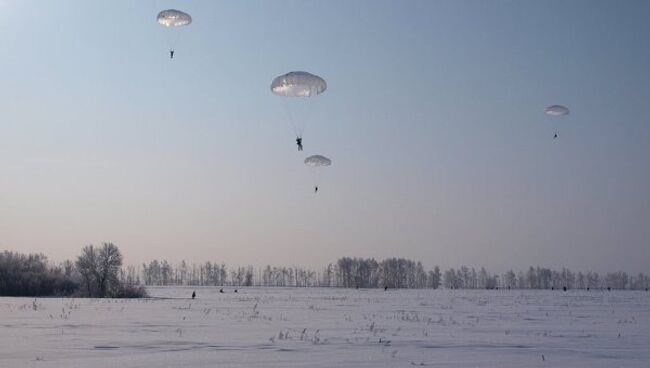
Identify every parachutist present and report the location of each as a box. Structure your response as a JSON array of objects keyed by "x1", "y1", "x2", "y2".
[
  {"x1": 554, "y1": 133, "x2": 558, "y2": 139},
  {"x1": 304, "y1": 155, "x2": 331, "y2": 194},
  {"x1": 272, "y1": 72, "x2": 326, "y2": 148},
  {"x1": 191, "y1": 291, "x2": 196, "y2": 299},
  {"x1": 157, "y1": 10, "x2": 191, "y2": 59}
]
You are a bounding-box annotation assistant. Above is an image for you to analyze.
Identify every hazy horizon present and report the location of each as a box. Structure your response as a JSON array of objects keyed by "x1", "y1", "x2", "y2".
[{"x1": 1, "y1": 1, "x2": 649, "y2": 274}]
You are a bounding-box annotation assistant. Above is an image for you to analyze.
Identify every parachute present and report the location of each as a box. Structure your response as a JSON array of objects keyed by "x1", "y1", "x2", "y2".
[
  {"x1": 304, "y1": 155, "x2": 332, "y2": 167},
  {"x1": 304, "y1": 155, "x2": 332, "y2": 193},
  {"x1": 157, "y1": 9, "x2": 192, "y2": 27},
  {"x1": 156, "y1": 9, "x2": 192, "y2": 58},
  {"x1": 271, "y1": 72, "x2": 327, "y2": 147},
  {"x1": 271, "y1": 72, "x2": 327, "y2": 97},
  {"x1": 545, "y1": 105, "x2": 570, "y2": 139},
  {"x1": 545, "y1": 105, "x2": 570, "y2": 116}
]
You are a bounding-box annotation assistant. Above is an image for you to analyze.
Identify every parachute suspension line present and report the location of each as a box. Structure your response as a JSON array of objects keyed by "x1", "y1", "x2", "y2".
[
  {"x1": 166, "y1": 27, "x2": 185, "y2": 57},
  {"x1": 310, "y1": 167, "x2": 324, "y2": 188},
  {"x1": 553, "y1": 119, "x2": 561, "y2": 140},
  {"x1": 281, "y1": 100, "x2": 304, "y2": 139}
]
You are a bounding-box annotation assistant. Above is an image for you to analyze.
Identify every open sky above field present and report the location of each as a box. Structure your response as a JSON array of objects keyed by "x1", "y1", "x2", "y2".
[{"x1": 0, "y1": 0, "x2": 649, "y2": 272}]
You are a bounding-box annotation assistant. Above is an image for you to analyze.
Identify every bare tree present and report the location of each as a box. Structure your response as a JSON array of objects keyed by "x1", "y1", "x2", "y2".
[
  {"x1": 429, "y1": 266, "x2": 441, "y2": 289},
  {"x1": 96, "y1": 243, "x2": 123, "y2": 297},
  {"x1": 503, "y1": 270, "x2": 517, "y2": 289},
  {"x1": 76, "y1": 245, "x2": 98, "y2": 296}
]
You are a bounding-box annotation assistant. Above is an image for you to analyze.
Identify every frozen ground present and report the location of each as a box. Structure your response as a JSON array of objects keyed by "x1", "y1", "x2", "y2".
[{"x1": 1, "y1": 287, "x2": 649, "y2": 367}]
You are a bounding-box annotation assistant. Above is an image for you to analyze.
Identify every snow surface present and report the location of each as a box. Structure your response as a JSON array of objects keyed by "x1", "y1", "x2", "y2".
[{"x1": 1, "y1": 287, "x2": 649, "y2": 367}]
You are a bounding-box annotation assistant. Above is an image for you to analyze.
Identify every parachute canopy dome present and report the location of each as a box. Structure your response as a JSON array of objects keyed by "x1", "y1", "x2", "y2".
[
  {"x1": 271, "y1": 72, "x2": 327, "y2": 97},
  {"x1": 304, "y1": 155, "x2": 332, "y2": 167},
  {"x1": 157, "y1": 9, "x2": 192, "y2": 27},
  {"x1": 545, "y1": 105, "x2": 570, "y2": 116}
]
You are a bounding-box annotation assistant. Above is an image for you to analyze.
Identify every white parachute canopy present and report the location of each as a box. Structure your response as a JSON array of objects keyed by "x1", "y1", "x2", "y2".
[
  {"x1": 271, "y1": 72, "x2": 327, "y2": 97},
  {"x1": 545, "y1": 105, "x2": 570, "y2": 116},
  {"x1": 157, "y1": 9, "x2": 192, "y2": 27},
  {"x1": 304, "y1": 155, "x2": 332, "y2": 167}
]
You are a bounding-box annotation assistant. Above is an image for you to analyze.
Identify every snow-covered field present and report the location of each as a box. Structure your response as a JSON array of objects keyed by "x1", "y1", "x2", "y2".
[{"x1": 1, "y1": 287, "x2": 649, "y2": 367}]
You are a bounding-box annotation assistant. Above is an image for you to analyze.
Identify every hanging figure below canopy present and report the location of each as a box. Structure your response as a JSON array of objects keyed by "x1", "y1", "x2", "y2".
[{"x1": 296, "y1": 137, "x2": 303, "y2": 151}]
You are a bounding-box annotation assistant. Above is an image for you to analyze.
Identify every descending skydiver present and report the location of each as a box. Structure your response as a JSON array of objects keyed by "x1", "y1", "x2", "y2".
[
  {"x1": 271, "y1": 72, "x2": 326, "y2": 151},
  {"x1": 192, "y1": 291, "x2": 196, "y2": 299},
  {"x1": 304, "y1": 155, "x2": 330, "y2": 195},
  {"x1": 157, "y1": 9, "x2": 191, "y2": 59},
  {"x1": 554, "y1": 132, "x2": 558, "y2": 139}
]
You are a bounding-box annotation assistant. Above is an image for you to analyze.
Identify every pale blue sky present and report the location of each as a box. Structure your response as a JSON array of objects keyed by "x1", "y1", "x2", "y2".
[{"x1": 0, "y1": 0, "x2": 649, "y2": 272}]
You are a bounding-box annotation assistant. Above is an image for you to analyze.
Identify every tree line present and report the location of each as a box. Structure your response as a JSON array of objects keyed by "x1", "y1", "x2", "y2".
[
  {"x1": 3, "y1": 248, "x2": 648, "y2": 295},
  {"x1": 0, "y1": 244, "x2": 145, "y2": 297},
  {"x1": 141, "y1": 257, "x2": 650, "y2": 291}
]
